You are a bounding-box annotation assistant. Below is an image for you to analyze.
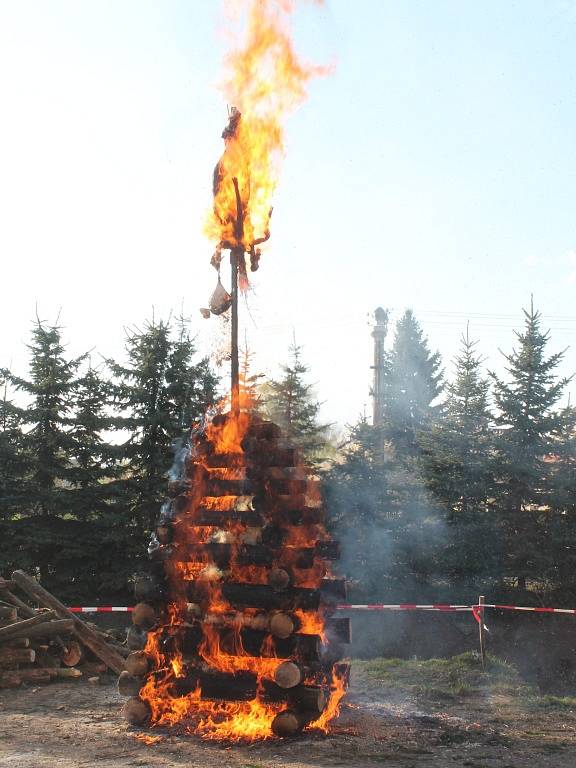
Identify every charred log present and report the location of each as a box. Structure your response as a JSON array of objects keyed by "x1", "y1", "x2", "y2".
[
  {"x1": 212, "y1": 582, "x2": 320, "y2": 611},
  {"x1": 171, "y1": 670, "x2": 257, "y2": 701}
]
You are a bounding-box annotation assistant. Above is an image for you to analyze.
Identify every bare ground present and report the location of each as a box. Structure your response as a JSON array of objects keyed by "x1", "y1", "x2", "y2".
[{"x1": 0, "y1": 668, "x2": 575, "y2": 768}]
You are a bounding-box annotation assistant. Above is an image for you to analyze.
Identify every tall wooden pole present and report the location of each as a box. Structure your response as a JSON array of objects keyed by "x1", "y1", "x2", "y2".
[
  {"x1": 230, "y1": 247, "x2": 240, "y2": 416},
  {"x1": 231, "y1": 177, "x2": 244, "y2": 417}
]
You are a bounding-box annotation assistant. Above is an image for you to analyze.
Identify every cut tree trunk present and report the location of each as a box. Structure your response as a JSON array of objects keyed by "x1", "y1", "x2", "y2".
[
  {"x1": 0, "y1": 613, "x2": 54, "y2": 642},
  {"x1": 15, "y1": 667, "x2": 82, "y2": 680},
  {"x1": 124, "y1": 651, "x2": 149, "y2": 677},
  {"x1": 0, "y1": 647, "x2": 36, "y2": 666},
  {"x1": 269, "y1": 612, "x2": 296, "y2": 639},
  {"x1": 23, "y1": 619, "x2": 75, "y2": 640},
  {"x1": 117, "y1": 670, "x2": 143, "y2": 697},
  {"x1": 0, "y1": 669, "x2": 53, "y2": 688},
  {"x1": 271, "y1": 709, "x2": 312, "y2": 737},
  {"x1": 193, "y1": 507, "x2": 263, "y2": 527},
  {"x1": 262, "y1": 680, "x2": 327, "y2": 713},
  {"x1": 122, "y1": 697, "x2": 151, "y2": 725},
  {"x1": 268, "y1": 568, "x2": 291, "y2": 591},
  {"x1": 0, "y1": 637, "x2": 30, "y2": 648},
  {"x1": 11, "y1": 570, "x2": 126, "y2": 675},
  {"x1": 216, "y1": 582, "x2": 320, "y2": 611},
  {"x1": 62, "y1": 640, "x2": 84, "y2": 667},
  {"x1": 127, "y1": 626, "x2": 148, "y2": 651},
  {"x1": 273, "y1": 661, "x2": 303, "y2": 689},
  {"x1": 0, "y1": 588, "x2": 36, "y2": 618},
  {"x1": 172, "y1": 670, "x2": 257, "y2": 701},
  {"x1": 132, "y1": 603, "x2": 157, "y2": 630}
]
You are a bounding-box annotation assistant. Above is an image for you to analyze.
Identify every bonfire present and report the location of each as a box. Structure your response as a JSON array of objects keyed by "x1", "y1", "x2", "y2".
[{"x1": 117, "y1": 0, "x2": 349, "y2": 740}]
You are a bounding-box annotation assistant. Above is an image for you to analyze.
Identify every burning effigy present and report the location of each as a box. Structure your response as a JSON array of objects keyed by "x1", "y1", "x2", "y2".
[{"x1": 117, "y1": 0, "x2": 349, "y2": 741}]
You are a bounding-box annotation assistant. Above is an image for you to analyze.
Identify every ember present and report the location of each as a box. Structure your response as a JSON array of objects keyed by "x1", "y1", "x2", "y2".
[{"x1": 117, "y1": 0, "x2": 344, "y2": 741}]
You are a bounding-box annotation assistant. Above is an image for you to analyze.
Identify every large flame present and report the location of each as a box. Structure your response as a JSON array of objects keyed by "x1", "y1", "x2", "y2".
[
  {"x1": 207, "y1": 0, "x2": 328, "y2": 254},
  {"x1": 138, "y1": 389, "x2": 347, "y2": 741}
]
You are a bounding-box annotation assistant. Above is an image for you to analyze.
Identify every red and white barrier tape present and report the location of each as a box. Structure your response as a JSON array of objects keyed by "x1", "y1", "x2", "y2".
[
  {"x1": 336, "y1": 604, "x2": 472, "y2": 612},
  {"x1": 481, "y1": 604, "x2": 576, "y2": 615},
  {"x1": 69, "y1": 606, "x2": 133, "y2": 613},
  {"x1": 65, "y1": 603, "x2": 576, "y2": 615}
]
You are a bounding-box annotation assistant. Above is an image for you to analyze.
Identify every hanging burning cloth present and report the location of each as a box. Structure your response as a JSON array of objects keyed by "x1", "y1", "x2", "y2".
[{"x1": 209, "y1": 275, "x2": 232, "y2": 315}]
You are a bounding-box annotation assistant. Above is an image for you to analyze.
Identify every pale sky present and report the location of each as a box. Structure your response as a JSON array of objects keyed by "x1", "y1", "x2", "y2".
[{"x1": 1, "y1": 0, "x2": 575, "y2": 428}]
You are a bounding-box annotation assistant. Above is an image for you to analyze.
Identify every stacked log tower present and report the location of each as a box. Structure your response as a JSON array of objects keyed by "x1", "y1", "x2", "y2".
[{"x1": 119, "y1": 408, "x2": 349, "y2": 739}]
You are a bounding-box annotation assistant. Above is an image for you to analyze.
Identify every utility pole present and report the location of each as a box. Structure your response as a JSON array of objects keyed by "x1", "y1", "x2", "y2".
[{"x1": 371, "y1": 307, "x2": 389, "y2": 427}]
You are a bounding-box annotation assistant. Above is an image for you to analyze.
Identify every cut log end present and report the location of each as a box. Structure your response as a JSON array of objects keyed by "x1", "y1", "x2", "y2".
[
  {"x1": 132, "y1": 603, "x2": 157, "y2": 630},
  {"x1": 271, "y1": 709, "x2": 307, "y2": 737},
  {"x1": 126, "y1": 625, "x2": 149, "y2": 651},
  {"x1": 273, "y1": 661, "x2": 303, "y2": 689},
  {"x1": 62, "y1": 640, "x2": 84, "y2": 667},
  {"x1": 269, "y1": 612, "x2": 295, "y2": 639},
  {"x1": 117, "y1": 670, "x2": 143, "y2": 698},
  {"x1": 268, "y1": 568, "x2": 291, "y2": 591},
  {"x1": 122, "y1": 697, "x2": 151, "y2": 725},
  {"x1": 124, "y1": 650, "x2": 149, "y2": 677}
]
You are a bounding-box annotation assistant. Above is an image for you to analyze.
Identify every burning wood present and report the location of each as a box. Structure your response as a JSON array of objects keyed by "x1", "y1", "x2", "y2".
[
  {"x1": 120, "y1": 0, "x2": 340, "y2": 742},
  {"x1": 121, "y1": 411, "x2": 349, "y2": 740}
]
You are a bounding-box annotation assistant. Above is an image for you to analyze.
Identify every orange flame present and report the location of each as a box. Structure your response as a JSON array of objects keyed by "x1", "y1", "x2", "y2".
[
  {"x1": 310, "y1": 664, "x2": 348, "y2": 733},
  {"x1": 138, "y1": 401, "x2": 347, "y2": 741},
  {"x1": 207, "y1": 0, "x2": 329, "y2": 256},
  {"x1": 133, "y1": 733, "x2": 163, "y2": 745}
]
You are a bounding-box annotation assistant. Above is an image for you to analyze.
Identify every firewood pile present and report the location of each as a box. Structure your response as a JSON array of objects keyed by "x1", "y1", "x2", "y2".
[
  {"x1": 118, "y1": 412, "x2": 350, "y2": 739},
  {"x1": 0, "y1": 571, "x2": 127, "y2": 689}
]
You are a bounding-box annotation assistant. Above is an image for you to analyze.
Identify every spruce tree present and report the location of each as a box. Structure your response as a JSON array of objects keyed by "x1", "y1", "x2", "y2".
[
  {"x1": 326, "y1": 416, "x2": 443, "y2": 601},
  {"x1": 109, "y1": 316, "x2": 218, "y2": 532},
  {"x1": 263, "y1": 339, "x2": 331, "y2": 463},
  {"x1": 0, "y1": 376, "x2": 27, "y2": 519},
  {"x1": 2, "y1": 320, "x2": 83, "y2": 517},
  {"x1": 68, "y1": 363, "x2": 117, "y2": 519},
  {"x1": 545, "y1": 407, "x2": 576, "y2": 595},
  {"x1": 422, "y1": 328, "x2": 493, "y2": 515},
  {"x1": 108, "y1": 319, "x2": 175, "y2": 533},
  {"x1": 239, "y1": 341, "x2": 264, "y2": 410},
  {"x1": 0, "y1": 319, "x2": 88, "y2": 592},
  {"x1": 420, "y1": 329, "x2": 497, "y2": 586},
  {"x1": 325, "y1": 418, "x2": 393, "y2": 598},
  {"x1": 165, "y1": 315, "x2": 219, "y2": 433},
  {"x1": 385, "y1": 310, "x2": 443, "y2": 458},
  {"x1": 490, "y1": 300, "x2": 571, "y2": 590}
]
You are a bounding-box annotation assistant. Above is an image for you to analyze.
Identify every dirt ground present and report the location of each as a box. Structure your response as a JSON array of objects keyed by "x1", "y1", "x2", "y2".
[{"x1": 1, "y1": 668, "x2": 575, "y2": 768}]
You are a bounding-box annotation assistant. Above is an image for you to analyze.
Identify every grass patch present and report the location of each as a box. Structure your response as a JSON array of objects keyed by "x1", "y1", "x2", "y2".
[
  {"x1": 527, "y1": 694, "x2": 576, "y2": 710},
  {"x1": 355, "y1": 652, "x2": 521, "y2": 700},
  {"x1": 354, "y1": 653, "x2": 576, "y2": 711}
]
